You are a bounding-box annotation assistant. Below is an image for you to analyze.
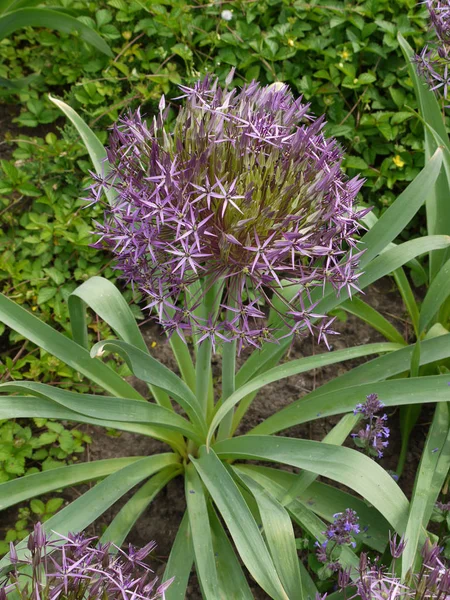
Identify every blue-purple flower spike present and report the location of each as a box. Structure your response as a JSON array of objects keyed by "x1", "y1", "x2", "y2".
[{"x1": 90, "y1": 77, "x2": 367, "y2": 351}]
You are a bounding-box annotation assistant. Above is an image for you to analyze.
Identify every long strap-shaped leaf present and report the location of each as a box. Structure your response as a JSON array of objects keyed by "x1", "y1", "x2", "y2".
[
  {"x1": 253, "y1": 374, "x2": 450, "y2": 435},
  {"x1": 185, "y1": 463, "x2": 220, "y2": 599},
  {"x1": 234, "y1": 469, "x2": 303, "y2": 600},
  {"x1": 0, "y1": 395, "x2": 185, "y2": 452},
  {"x1": 208, "y1": 504, "x2": 254, "y2": 599},
  {"x1": 398, "y1": 34, "x2": 450, "y2": 280},
  {"x1": 340, "y1": 296, "x2": 406, "y2": 345},
  {"x1": 101, "y1": 465, "x2": 181, "y2": 547},
  {"x1": 360, "y1": 147, "x2": 444, "y2": 267},
  {"x1": 241, "y1": 465, "x2": 389, "y2": 553},
  {"x1": 280, "y1": 413, "x2": 358, "y2": 506},
  {"x1": 213, "y1": 436, "x2": 409, "y2": 534},
  {"x1": 419, "y1": 258, "x2": 450, "y2": 334},
  {"x1": 237, "y1": 233, "x2": 450, "y2": 390},
  {"x1": 0, "y1": 381, "x2": 198, "y2": 445},
  {"x1": 164, "y1": 512, "x2": 194, "y2": 600},
  {"x1": 0, "y1": 293, "x2": 144, "y2": 400},
  {"x1": 401, "y1": 403, "x2": 450, "y2": 578},
  {"x1": 0, "y1": 457, "x2": 143, "y2": 511},
  {"x1": 236, "y1": 466, "x2": 359, "y2": 572},
  {"x1": 208, "y1": 342, "x2": 400, "y2": 443},
  {"x1": 0, "y1": 453, "x2": 180, "y2": 566},
  {"x1": 49, "y1": 96, "x2": 116, "y2": 204},
  {"x1": 91, "y1": 339, "x2": 206, "y2": 435},
  {"x1": 69, "y1": 277, "x2": 148, "y2": 352},
  {"x1": 68, "y1": 277, "x2": 172, "y2": 410},
  {"x1": 0, "y1": 8, "x2": 112, "y2": 55},
  {"x1": 193, "y1": 447, "x2": 290, "y2": 600},
  {"x1": 247, "y1": 333, "x2": 450, "y2": 436}
]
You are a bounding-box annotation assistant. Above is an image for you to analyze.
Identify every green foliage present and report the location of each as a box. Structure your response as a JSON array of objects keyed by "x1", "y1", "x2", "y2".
[{"x1": 0, "y1": 0, "x2": 437, "y2": 214}]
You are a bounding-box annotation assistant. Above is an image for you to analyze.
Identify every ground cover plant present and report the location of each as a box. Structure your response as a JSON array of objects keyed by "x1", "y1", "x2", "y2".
[{"x1": 1, "y1": 72, "x2": 450, "y2": 598}]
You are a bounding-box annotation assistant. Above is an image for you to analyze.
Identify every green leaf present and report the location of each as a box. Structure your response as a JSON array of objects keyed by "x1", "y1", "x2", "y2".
[
  {"x1": 0, "y1": 293, "x2": 144, "y2": 400},
  {"x1": 0, "y1": 395, "x2": 184, "y2": 449},
  {"x1": 253, "y1": 374, "x2": 450, "y2": 436},
  {"x1": 91, "y1": 339, "x2": 206, "y2": 435},
  {"x1": 402, "y1": 403, "x2": 450, "y2": 578},
  {"x1": 208, "y1": 505, "x2": 254, "y2": 599},
  {"x1": 48, "y1": 96, "x2": 116, "y2": 205},
  {"x1": 0, "y1": 457, "x2": 144, "y2": 511},
  {"x1": 340, "y1": 296, "x2": 406, "y2": 345},
  {"x1": 193, "y1": 447, "x2": 289, "y2": 600},
  {"x1": 279, "y1": 413, "x2": 358, "y2": 506},
  {"x1": 234, "y1": 469, "x2": 303, "y2": 600},
  {"x1": 164, "y1": 513, "x2": 194, "y2": 600},
  {"x1": 0, "y1": 381, "x2": 198, "y2": 446},
  {"x1": 0, "y1": 454, "x2": 179, "y2": 566},
  {"x1": 208, "y1": 342, "x2": 401, "y2": 443},
  {"x1": 214, "y1": 436, "x2": 409, "y2": 534},
  {"x1": 398, "y1": 34, "x2": 450, "y2": 279},
  {"x1": 37, "y1": 287, "x2": 57, "y2": 305},
  {"x1": 69, "y1": 277, "x2": 148, "y2": 352},
  {"x1": 30, "y1": 499, "x2": 45, "y2": 515},
  {"x1": 185, "y1": 463, "x2": 220, "y2": 598},
  {"x1": 419, "y1": 258, "x2": 450, "y2": 334},
  {"x1": 101, "y1": 466, "x2": 180, "y2": 547},
  {"x1": 392, "y1": 268, "x2": 420, "y2": 337},
  {"x1": 69, "y1": 277, "x2": 172, "y2": 410},
  {"x1": 0, "y1": 8, "x2": 112, "y2": 56},
  {"x1": 236, "y1": 466, "x2": 359, "y2": 572},
  {"x1": 242, "y1": 465, "x2": 389, "y2": 553}
]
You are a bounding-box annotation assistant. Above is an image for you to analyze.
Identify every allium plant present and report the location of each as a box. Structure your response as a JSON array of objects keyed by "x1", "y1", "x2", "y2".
[
  {"x1": 1, "y1": 522, "x2": 171, "y2": 600},
  {"x1": 0, "y1": 79, "x2": 449, "y2": 600},
  {"x1": 90, "y1": 76, "x2": 366, "y2": 352}
]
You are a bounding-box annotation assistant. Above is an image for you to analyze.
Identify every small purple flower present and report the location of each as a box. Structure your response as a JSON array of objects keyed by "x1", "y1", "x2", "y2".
[
  {"x1": 90, "y1": 77, "x2": 367, "y2": 352},
  {"x1": 316, "y1": 509, "x2": 360, "y2": 573},
  {"x1": 352, "y1": 393, "x2": 390, "y2": 458}
]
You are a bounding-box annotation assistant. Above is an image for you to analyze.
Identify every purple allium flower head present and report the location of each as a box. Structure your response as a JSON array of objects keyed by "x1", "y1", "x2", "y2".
[
  {"x1": 352, "y1": 393, "x2": 390, "y2": 458},
  {"x1": 413, "y1": 0, "x2": 450, "y2": 103},
  {"x1": 1, "y1": 523, "x2": 171, "y2": 600},
  {"x1": 336, "y1": 538, "x2": 450, "y2": 600},
  {"x1": 90, "y1": 77, "x2": 366, "y2": 351}
]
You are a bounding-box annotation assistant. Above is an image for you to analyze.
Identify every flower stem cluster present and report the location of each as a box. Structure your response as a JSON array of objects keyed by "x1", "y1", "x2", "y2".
[
  {"x1": 90, "y1": 76, "x2": 366, "y2": 351},
  {"x1": 414, "y1": 0, "x2": 450, "y2": 103},
  {"x1": 352, "y1": 393, "x2": 390, "y2": 458},
  {"x1": 1, "y1": 522, "x2": 171, "y2": 600}
]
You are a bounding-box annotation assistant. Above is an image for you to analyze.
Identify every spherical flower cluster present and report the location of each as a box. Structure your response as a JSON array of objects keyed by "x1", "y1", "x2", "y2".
[
  {"x1": 90, "y1": 76, "x2": 366, "y2": 351},
  {"x1": 414, "y1": 0, "x2": 450, "y2": 102},
  {"x1": 1, "y1": 522, "x2": 171, "y2": 600}
]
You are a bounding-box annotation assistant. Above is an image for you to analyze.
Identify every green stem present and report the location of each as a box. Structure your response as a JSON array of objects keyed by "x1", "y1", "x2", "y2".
[
  {"x1": 216, "y1": 334, "x2": 236, "y2": 442},
  {"x1": 393, "y1": 267, "x2": 420, "y2": 339},
  {"x1": 195, "y1": 279, "x2": 222, "y2": 418}
]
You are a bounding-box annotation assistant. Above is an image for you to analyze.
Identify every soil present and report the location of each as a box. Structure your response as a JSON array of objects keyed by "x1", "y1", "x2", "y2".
[{"x1": 65, "y1": 277, "x2": 430, "y2": 600}]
